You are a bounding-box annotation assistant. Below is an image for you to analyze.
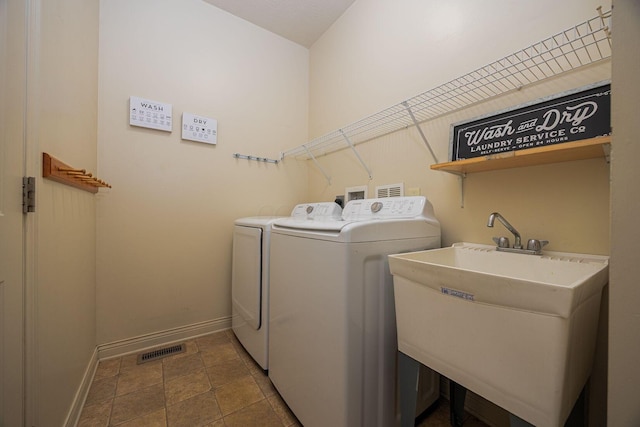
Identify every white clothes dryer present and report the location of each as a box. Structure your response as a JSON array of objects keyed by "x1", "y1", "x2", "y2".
[
  {"x1": 231, "y1": 202, "x2": 342, "y2": 370},
  {"x1": 268, "y1": 196, "x2": 441, "y2": 427},
  {"x1": 232, "y1": 216, "x2": 282, "y2": 370}
]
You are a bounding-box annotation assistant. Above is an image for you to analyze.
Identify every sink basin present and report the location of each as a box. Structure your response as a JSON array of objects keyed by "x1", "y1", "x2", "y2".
[{"x1": 389, "y1": 242, "x2": 609, "y2": 427}]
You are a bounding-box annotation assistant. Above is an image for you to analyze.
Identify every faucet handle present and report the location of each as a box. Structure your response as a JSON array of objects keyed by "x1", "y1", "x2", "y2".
[
  {"x1": 527, "y1": 239, "x2": 549, "y2": 252},
  {"x1": 493, "y1": 236, "x2": 510, "y2": 248}
]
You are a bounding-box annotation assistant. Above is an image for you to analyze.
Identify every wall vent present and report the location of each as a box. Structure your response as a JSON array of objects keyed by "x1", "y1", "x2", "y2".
[
  {"x1": 376, "y1": 183, "x2": 404, "y2": 198},
  {"x1": 137, "y1": 343, "x2": 186, "y2": 364}
]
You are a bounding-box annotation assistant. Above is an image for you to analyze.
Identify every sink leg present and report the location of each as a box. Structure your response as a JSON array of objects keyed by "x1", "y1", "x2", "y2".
[
  {"x1": 398, "y1": 352, "x2": 420, "y2": 427},
  {"x1": 509, "y1": 413, "x2": 535, "y2": 427},
  {"x1": 564, "y1": 385, "x2": 586, "y2": 427},
  {"x1": 450, "y1": 380, "x2": 467, "y2": 427}
]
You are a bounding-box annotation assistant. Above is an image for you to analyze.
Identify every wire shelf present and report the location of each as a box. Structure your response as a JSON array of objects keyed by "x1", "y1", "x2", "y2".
[{"x1": 282, "y1": 10, "x2": 611, "y2": 161}]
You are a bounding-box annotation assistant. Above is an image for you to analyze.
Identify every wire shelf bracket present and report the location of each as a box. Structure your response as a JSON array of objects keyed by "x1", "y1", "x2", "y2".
[
  {"x1": 340, "y1": 129, "x2": 373, "y2": 180},
  {"x1": 304, "y1": 145, "x2": 332, "y2": 185},
  {"x1": 402, "y1": 101, "x2": 438, "y2": 164}
]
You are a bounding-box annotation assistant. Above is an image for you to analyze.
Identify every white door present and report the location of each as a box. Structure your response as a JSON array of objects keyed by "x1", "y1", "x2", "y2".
[{"x1": 0, "y1": 0, "x2": 27, "y2": 424}]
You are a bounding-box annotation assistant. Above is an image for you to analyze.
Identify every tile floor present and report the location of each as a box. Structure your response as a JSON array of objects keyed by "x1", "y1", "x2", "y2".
[{"x1": 78, "y1": 329, "x2": 488, "y2": 426}]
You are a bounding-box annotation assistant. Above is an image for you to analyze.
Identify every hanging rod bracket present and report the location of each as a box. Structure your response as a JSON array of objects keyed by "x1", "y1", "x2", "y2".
[
  {"x1": 233, "y1": 153, "x2": 280, "y2": 164},
  {"x1": 339, "y1": 129, "x2": 373, "y2": 180}
]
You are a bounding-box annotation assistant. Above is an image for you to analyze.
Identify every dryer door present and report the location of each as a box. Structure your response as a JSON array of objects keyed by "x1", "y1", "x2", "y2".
[{"x1": 232, "y1": 225, "x2": 263, "y2": 330}]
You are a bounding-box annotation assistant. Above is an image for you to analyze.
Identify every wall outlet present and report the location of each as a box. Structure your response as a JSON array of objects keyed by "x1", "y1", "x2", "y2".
[{"x1": 407, "y1": 187, "x2": 421, "y2": 196}]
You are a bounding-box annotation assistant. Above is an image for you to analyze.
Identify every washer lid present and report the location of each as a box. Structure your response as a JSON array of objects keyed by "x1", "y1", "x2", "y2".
[
  {"x1": 234, "y1": 216, "x2": 284, "y2": 227},
  {"x1": 272, "y1": 218, "x2": 352, "y2": 232},
  {"x1": 272, "y1": 201, "x2": 344, "y2": 231}
]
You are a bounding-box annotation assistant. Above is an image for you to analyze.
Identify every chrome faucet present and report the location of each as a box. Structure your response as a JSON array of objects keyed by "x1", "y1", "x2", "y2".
[
  {"x1": 487, "y1": 212, "x2": 549, "y2": 255},
  {"x1": 487, "y1": 212, "x2": 522, "y2": 249}
]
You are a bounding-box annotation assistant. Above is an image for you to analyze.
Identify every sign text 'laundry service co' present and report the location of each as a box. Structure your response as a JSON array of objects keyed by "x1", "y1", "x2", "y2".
[{"x1": 449, "y1": 82, "x2": 610, "y2": 161}]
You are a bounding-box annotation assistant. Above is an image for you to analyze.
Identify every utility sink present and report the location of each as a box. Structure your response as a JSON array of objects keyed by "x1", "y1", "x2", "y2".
[{"x1": 389, "y1": 242, "x2": 609, "y2": 427}]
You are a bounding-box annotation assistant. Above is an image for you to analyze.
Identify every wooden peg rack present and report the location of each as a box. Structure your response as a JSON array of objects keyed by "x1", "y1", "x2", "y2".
[{"x1": 42, "y1": 152, "x2": 112, "y2": 194}]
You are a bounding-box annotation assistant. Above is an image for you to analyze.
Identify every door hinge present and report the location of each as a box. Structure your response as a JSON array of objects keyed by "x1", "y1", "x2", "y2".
[{"x1": 23, "y1": 176, "x2": 36, "y2": 213}]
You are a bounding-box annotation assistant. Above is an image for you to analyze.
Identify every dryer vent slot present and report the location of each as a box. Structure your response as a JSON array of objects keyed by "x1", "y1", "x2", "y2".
[{"x1": 137, "y1": 343, "x2": 186, "y2": 364}]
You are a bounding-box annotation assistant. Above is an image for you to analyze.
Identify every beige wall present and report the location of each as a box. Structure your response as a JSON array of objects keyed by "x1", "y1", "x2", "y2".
[
  {"x1": 96, "y1": 0, "x2": 309, "y2": 345},
  {"x1": 28, "y1": 0, "x2": 100, "y2": 424},
  {"x1": 308, "y1": 0, "x2": 610, "y2": 254},
  {"x1": 609, "y1": 0, "x2": 640, "y2": 424}
]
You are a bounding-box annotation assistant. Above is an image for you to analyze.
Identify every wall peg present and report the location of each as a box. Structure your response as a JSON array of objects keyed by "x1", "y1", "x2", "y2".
[{"x1": 42, "y1": 152, "x2": 112, "y2": 193}]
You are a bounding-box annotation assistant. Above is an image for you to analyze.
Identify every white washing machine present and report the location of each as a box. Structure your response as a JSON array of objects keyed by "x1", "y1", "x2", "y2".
[
  {"x1": 268, "y1": 196, "x2": 441, "y2": 427},
  {"x1": 231, "y1": 202, "x2": 342, "y2": 370}
]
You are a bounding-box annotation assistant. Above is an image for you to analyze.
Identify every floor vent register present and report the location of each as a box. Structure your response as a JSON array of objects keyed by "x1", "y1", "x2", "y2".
[{"x1": 136, "y1": 343, "x2": 186, "y2": 364}]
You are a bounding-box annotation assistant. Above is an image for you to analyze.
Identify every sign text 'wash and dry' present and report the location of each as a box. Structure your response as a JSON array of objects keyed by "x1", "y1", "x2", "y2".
[{"x1": 450, "y1": 83, "x2": 610, "y2": 161}]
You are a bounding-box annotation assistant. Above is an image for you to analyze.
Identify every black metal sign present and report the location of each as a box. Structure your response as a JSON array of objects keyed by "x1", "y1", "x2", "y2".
[{"x1": 450, "y1": 82, "x2": 611, "y2": 161}]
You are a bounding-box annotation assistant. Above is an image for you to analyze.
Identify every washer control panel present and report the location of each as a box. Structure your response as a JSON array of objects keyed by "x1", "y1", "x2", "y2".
[{"x1": 343, "y1": 196, "x2": 428, "y2": 220}]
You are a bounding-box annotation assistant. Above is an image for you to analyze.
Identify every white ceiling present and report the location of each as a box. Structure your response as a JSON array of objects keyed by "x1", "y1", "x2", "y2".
[{"x1": 202, "y1": 0, "x2": 356, "y2": 48}]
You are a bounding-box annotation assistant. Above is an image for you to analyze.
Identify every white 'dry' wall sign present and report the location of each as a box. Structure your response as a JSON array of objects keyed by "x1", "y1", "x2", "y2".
[
  {"x1": 181, "y1": 113, "x2": 218, "y2": 145},
  {"x1": 129, "y1": 96, "x2": 173, "y2": 132}
]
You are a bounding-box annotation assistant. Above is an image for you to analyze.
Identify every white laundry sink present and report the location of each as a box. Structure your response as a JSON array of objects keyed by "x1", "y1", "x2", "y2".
[{"x1": 389, "y1": 242, "x2": 609, "y2": 427}]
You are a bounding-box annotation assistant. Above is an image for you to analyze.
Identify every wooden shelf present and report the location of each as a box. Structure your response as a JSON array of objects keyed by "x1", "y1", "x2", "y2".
[{"x1": 430, "y1": 136, "x2": 611, "y2": 175}]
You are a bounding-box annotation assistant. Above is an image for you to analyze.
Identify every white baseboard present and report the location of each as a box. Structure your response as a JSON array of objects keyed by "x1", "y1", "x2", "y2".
[
  {"x1": 97, "y1": 316, "x2": 232, "y2": 360},
  {"x1": 64, "y1": 347, "x2": 99, "y2": 427}
]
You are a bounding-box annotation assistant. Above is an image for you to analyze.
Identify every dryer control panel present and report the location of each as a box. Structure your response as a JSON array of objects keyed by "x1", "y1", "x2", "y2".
[
  {"x1": 289, "y1": 202, "x2": 343, "y2": 221},
  {"x1": 343, "y1": 196, "x2": 432, "y2": 220}
]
